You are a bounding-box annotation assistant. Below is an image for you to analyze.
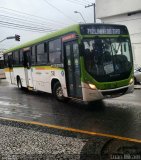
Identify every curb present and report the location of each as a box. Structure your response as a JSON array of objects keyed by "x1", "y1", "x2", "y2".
[
  {"x1": 0, "y1": 117, "x2": 141, "y2": 143},
  {"x1": 134, "y1": 85, "x2": 141, "y2": 89}
]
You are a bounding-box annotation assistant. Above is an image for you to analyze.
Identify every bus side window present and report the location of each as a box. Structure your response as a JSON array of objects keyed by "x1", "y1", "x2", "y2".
[
  {"x1": 36, "y1": 43, "x2": 47, "y2": 65},
  {"x1": 13, "y1": 51, "x2": 20, "y2": 66},
  {"x1": 19, "y1": 50, "x2": 24, "y2": 66},
  {"x1": 45, "y1": 42, "x2": 49, "y2": 63},
  {"x1": 49, "y1": 38, "x2": 61, "y2": 64},
  {"x1": 31, "y1": 46, "x2": 37, "y2": 65},
  {"x1": 4, "y1": 54, "x2": 8, "y2": 67},
  {"x1": 8, "y1": 54, "x2": 13, "y2": 68}
]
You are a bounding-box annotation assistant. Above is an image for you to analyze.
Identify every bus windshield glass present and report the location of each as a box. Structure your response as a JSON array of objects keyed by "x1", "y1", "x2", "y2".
[{"x1": 83, "y1": 37, "x2": 133, "y2": 82}]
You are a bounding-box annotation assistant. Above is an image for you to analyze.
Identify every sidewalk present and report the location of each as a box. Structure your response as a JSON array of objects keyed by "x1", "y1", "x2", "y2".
[
  {"x1": 134, "y1": 85, "x2": 141, "y2": 89},
  {"x1": 0, "y1": 119, "x2": 140, "y2": 160},
  {"x1": 0, "y1": 120, "x2": 86, "y2": 160}
]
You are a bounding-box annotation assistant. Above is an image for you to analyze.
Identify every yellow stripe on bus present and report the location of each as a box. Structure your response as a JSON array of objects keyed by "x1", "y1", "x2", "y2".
[
  {"x1": 4, "y1": 68, "x2": 13, "y2": 72},
  {"x1": 34, "y1": 66, "x2": 63, "y2": 71},
  {"x1": 4, "y1": 66, "x2": 63, "y2": 71}
]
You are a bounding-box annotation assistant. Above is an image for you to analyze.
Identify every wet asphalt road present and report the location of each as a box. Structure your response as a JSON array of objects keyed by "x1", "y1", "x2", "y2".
[{"x1": 0, "y1": 79, "x2": 141, "y2": 140}]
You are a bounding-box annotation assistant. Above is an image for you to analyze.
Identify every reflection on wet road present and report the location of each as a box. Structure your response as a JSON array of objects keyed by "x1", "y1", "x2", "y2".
[{"x1": 0, "y1": 79, "x2": 141, "y2": 140}]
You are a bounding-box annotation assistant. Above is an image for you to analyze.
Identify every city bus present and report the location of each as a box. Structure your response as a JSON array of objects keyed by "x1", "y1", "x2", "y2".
[{"x1": 3, "y1": 23, "x2": 134, "y2": 102}]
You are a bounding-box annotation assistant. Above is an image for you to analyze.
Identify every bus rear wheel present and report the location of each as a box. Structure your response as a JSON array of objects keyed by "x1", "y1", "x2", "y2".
[
  {"x1": 17, "y1": 78, "x2": 23, "y2": 89},
  {"x1": 53, "y1": 82, "x2": 65, "y2": 101}
]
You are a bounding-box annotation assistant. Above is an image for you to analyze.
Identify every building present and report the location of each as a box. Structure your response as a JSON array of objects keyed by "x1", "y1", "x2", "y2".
[{"x1": 96, "y1": 0, "x2": 141, "y2": 67}]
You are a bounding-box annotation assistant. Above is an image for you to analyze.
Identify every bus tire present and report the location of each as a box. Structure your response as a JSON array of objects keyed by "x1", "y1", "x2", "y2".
[
  {"x1": 53, "y1": 82, "x2": 65, "y2": 101},
  {"x1": 17, "y1": 78, "x2": 23, "y2": 89}
]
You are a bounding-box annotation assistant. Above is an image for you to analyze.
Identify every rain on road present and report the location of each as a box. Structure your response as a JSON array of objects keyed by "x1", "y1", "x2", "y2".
[{"x1": 0, "y1": 79, "x2": 141, "y2": 140}]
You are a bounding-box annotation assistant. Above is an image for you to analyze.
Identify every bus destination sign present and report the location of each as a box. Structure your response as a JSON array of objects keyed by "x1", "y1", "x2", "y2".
[
  {"x1": 80, "y1": 24, "x2": 128, "y2": 35},
  {"x1": 87, "y1": 28, "x2": 120, "y2": 35}
]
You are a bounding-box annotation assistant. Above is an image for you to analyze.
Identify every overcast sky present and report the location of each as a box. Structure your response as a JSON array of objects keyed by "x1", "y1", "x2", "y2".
[{"x1": 0, "y1": 0, "x2": 96, "y2": 51}]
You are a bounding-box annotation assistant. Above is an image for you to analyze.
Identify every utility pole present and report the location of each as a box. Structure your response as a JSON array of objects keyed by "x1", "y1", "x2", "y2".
[{"x1": 85, "y1": 3, "x2": 96, "y2": 23}]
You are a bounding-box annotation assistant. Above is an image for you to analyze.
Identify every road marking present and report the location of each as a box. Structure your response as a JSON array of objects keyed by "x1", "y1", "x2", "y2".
[{"x1": 0, "y1": 116, "x2": 141, "y2": 143}]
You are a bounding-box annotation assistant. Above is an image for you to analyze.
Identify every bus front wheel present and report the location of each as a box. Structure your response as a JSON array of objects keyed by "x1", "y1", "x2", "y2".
[{"x1": 53, "y1": 82, "x2": 65, "y2": 101}]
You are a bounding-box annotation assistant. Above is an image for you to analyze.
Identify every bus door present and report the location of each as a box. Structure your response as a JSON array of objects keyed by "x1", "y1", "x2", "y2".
[
  {"x1": 8, "y1": 53, "x2": 14, "y2": 84},
  {"x1": 64, "y1": 41, "x2": 82, "y2": 98},
  {"x1": 23, "y1": 50, "x2": 34, "y2": 88}
]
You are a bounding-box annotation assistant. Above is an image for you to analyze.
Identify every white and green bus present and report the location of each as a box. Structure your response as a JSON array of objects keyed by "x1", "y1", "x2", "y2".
[{"x1": 3, "y1": 24, "x2": 134, "y2": 102}]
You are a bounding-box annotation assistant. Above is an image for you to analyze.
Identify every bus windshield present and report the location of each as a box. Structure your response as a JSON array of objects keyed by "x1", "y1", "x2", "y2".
[{"x1": 83, "y1": 37, "x2": 133, "y2": 82}]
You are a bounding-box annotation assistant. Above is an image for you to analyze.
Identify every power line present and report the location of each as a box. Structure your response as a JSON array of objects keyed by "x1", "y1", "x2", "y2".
[
  {"x1": 0, "y1": 21, "x2": 56, "y2": 33},
  {"x1": 0, "y1": 11, "x2": 66, "y2": 28},
  {"x1": 0, "y1": 24, "x2": 47, "y2": 33},
  {"x1": 0, "y1": 7, "x2": 69, "y2": 26},
  {"x1": 0, "y1": 11, "x2": 66, "y2": 29},
  {"x1": 0, "y1": 12, "x2": 65, "y2": 28},
  {"x1": 0, "y1": 23, "x2": 55, "y2": 33},
  {"x1": 65, "y1": 0, "x2": 84, "y2": 6},
  {"x1": 74, "y1": 0, "x2": 88, "y2": 4},
  {"x1": 80, "y1": 0, "x2": 94, "y2": 4},
  {"x1": 0, "y1": 15, "x2": 51, "y2": 28},
  {"x1": 65, "y1": 0, "x2": 87, "y2": 5},
  {"x1": 0, "y1": 20, "x2": 55, "y2": 31},
  {"x1": 0, "y1": 14, "x2": 55, "y2": 30},
  {"x1": 43, "y1": 0, "x2": 77, "y2": 23},
  {"x1": 0, "y1": 7, "x2": 67, "y2": 24}
]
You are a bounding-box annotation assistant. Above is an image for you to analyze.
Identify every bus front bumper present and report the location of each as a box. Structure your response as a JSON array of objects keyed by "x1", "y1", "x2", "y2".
[{"x1": 82, "y1": 82, "x2": 134, "y2": 102}]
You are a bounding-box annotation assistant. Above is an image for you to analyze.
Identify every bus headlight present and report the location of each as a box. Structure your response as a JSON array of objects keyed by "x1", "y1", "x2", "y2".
[
  {"x1": 129, "y1": 78, "x2": 134, "y2": 84},
  {"x1": 88, "y1": 84, "x2": 96, "y2": 89}
]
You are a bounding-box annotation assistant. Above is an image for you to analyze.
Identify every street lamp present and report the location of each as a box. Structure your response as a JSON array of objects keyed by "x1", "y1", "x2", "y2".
[{"x1": 74, "y1": 11, "x2": 86, "y2": 23}]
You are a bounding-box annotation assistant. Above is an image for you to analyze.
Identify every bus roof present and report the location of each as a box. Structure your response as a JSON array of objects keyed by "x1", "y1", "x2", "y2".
[
  {"x1": 4, "y1": 23, "x2": 128, "y2": 54},
  {"x1": 4, "y1": 24, "x2": 80, "y2": 54}
]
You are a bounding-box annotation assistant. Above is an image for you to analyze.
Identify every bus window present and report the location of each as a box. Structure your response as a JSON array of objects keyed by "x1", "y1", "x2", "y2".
[
  {"x1": 31, "y1": 46, "x2": 37, "y2": 65},
  {"x1": 49, "y1": 38, "x2": 61, "y2": 64},
  {"x1": 19, "y1": 50, "x2": 24, "y2": 66},
  {"x1": 0, "y1": 60, "x2": 4, "y2": 69},
  {"x1": 13, "y1": 51, "x2": 20, "y2": 66},
  {"x1": 4, "y1": 54, "x2": 8, "y2": 67},
  {"x1": 8, "y1": 54, "x2": 13, "y2": 68},
  {"x1": 45, "y1": 42, "x2": 49, "y2": 63},
  {"x1": 36, "y1": 43, "x2": 47, "y2": 65}
]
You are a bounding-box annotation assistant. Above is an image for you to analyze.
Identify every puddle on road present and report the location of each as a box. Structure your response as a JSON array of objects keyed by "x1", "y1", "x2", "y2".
[
  {"x1": 0, "y1": 96, "x2": 13, "y2": 100},
  {"x1": 0, "y1": 101, "x2": 11, "y2": 106},
  {"x1": 0, "y1": 100, "x2": 28, "y2": 109}
]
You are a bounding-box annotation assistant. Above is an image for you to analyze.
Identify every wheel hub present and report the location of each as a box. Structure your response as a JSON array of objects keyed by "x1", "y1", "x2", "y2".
[{"x1": 56, "y1": 87, "x2": 63, "y2": 97}]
